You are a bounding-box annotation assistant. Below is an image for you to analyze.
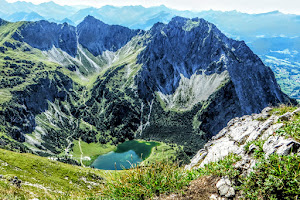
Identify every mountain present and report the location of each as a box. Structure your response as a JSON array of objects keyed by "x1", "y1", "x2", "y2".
[
  {"x1": 0, "y1": 0, "x2": 79, "y2": 20},
  {"x1": 0, "y1": 1, "x2": 299, "y2": 98},
  {"x1": 48, "y1": 17, "x2": 75, "y2": 26},
  {"x1": 6, "y1": 12, "x2": 45, "y2": 22},
  {"x1": 0, "y1": 16, "x2": 295, "y2": 161}
]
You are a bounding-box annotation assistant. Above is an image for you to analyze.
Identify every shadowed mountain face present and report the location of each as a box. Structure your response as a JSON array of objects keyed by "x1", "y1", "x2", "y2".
[
  {"x1": 77, "y1": 16, "x2": 142, "y2": 56},
  {"x1": 12, "y1": 16, "x2": 142, "y2": 57},
  {"x1": 0, "y1": 16, "x2": 296, "y2": 157},
  {"x1": 13, "y1": 21, "x2": 78, "y2": 57},
  {"x1": 137, "y1": 17, "x2": 292, "y2": 114}
]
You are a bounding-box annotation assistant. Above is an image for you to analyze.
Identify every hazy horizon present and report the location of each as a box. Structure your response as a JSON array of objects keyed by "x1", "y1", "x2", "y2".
[{"x1": 4, "y1": 0, "x2": 300, "y2": 15}]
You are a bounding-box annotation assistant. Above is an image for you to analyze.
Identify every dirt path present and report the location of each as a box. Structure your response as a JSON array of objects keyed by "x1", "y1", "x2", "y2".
[{"x1": 158, "y1": 176, "x2": 220, "y2": 200}]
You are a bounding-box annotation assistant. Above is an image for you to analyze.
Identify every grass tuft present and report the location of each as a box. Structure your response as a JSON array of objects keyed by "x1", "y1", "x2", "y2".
[{"x1": 101, "y1": 161, "x2": 190, "y2": 199}]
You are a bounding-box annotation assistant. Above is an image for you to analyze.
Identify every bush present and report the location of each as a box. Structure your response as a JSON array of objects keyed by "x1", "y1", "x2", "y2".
[{"x1": 240, "y1": 154, "x2": 300, "y2": 200}]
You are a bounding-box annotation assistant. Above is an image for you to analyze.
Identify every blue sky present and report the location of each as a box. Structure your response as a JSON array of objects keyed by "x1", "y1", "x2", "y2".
[{"x1": 6, "y1": 0, "x2": 300, "y2": 14}]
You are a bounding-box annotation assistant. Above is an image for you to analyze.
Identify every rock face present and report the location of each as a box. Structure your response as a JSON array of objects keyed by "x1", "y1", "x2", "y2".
[
  {"x1": 186, "y1": 107, "x2": 300, "y2": 170},
  {"x1": 77, "y1": 16, "x2": 142, "y2": 56},
  {"x1": 136, "y1": 16, "x2": 294, "y2": 135},
  {"x1": 12, "y1": 16, "x2": 141, "y2": 58},
  {"x1": 13, "y1": 21, "x2": 78, "y2": 57},
  {"x1": 1, "y1": 72, "x2": 74, "y2": 145}
]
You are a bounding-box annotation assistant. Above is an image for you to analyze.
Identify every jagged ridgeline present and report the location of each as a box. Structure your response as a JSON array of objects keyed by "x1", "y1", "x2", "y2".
[{"x1": 0, "y1": 16, "x2": 295, "y2": 158}]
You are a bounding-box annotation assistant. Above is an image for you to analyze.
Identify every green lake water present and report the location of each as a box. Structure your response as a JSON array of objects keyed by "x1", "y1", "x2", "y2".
[{"x1": 91, "y1": 140, "x2": 158, "y2": 170}]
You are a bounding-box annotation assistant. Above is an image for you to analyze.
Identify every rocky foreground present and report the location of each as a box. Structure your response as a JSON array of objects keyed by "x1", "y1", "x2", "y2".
[{"x1": 163, "y1": 106, "x2": 300, "y2": 199}]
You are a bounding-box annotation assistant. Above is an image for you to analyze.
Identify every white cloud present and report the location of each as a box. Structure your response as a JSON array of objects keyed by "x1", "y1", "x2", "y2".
[
  {"x1": 5, "y1": 0, "x2": 300, "y2": 14},
  {"x1": 270, "y1": 49, "x2": 291, "y2": 55}
]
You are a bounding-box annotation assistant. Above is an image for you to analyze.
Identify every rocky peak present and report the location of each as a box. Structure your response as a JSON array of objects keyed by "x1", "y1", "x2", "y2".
[
  {"x1": 13, "y1": 20, "x2": 78, "y2": 57},
  {"x1": 136, "y1": 16, "x2": 294, "y2": 113},
  {"x1": 12, "y1": 16, "x2": 142, "y2": 58},
  {"x1": 77, "y1": 15, "x2": 143, "y2": 56}
]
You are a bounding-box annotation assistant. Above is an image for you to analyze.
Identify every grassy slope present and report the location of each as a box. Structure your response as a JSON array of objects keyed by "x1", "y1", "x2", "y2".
[
  {"x1": 0, "y1": 148, "x2": 110, "y2": 199},
  {"x1": 0, "y1": 141, "x2": 189, "y2": 200}
]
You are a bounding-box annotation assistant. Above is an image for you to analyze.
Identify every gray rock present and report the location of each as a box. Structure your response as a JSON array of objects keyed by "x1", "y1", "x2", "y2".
[
  {"x1": 261, "y1": 123, "x2": 284, "y2": 140},
  {"x1": 185, "y1": 149, "x2": 207, "y2": 170},
  {"x1": 137, "y1": 16, "x2": 295, "y2": 136},
  {"x1": 13, "y1": 16, "x2": 142, "y2": 58},
  {"x1": 261, "y1": 107, "x2": 273, "y2": 115},
  {"x1": 199, "y1": 138, "x2": 239, "y2": 168},
  {"x1": 263, "y1": 136, "x2": 300, "y2": 158},
  {"x1": 216, "y1": 177, "x2": 235, "y2": 198}
]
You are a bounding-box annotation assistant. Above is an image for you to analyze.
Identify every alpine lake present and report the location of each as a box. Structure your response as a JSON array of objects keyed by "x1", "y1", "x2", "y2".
[{"x1": 91, "y1": 140, "x2": 159, "y2": 170}]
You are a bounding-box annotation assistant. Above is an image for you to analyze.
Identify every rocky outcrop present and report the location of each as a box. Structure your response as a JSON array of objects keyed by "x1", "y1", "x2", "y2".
[
  {"x1": 186, "y1": 107, "x2": 300, "y2": 199},
  {"x1": 186, "y1": 107, "x2": 300, "y2": 170}
]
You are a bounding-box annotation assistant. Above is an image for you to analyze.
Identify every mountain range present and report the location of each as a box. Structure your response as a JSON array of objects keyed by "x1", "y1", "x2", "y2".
[
  {"x1": 0, "y1": 0, "x2": 299, "y2": 99},
  {"x1": 0, "y1": 15, "x2": 295, "y2": 160}
]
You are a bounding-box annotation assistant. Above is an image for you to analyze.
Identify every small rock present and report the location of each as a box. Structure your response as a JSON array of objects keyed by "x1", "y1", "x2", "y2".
[
  {"x1": 234, "y1": 157, "x2": 251, "y2": 170},
  {"x1": 210, "y1": 194, "x2": 219, "y2": 200},
  {"x1": 11, "y1": 176, "x2": 21, "y2": 188},
  {"x1": 248, "y1": 144, "x2": 259, "y2": 153},
  {"x1": 216, "y1": 177, "x2": 235, "y2": 198},
  {"x1": 185, "y1": 149, "x2": 207, "y2": 170}
]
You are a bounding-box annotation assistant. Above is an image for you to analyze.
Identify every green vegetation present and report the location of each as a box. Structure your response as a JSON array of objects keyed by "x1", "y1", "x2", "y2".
[
  {"x1": 272, "y1": 65, "x2": 300, "y2": 100},
  {"x1": 0, "y1": 148, "x2": 107, "y2": 199},
  {"x1": 243, "y1": 139, "x2": 265, "y2": 159},
  {"x1": 240, "y1": 153, "x2": 300, "y2": 200},
  {"x1": 277, "y1": 109, "x2": 300, "y2": 142},
  {"x1": 72, "y1": 140, "x2": 116, "y2": 166},
  {"x1": 101, "y1": 161, "x2": 190, "y2": 199},
  {"x1": 270, "y1": 104, "x2": 298, "y2": 115},
  {"x1": 143, "y1": 142, "x2": 183, "y2": 164},
  {"x1": 0, "y1": 147, "x2": 194, "y2": 200},
  {"x1": 193, "y1": 154, "x2": 241, "y2": 179}
]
